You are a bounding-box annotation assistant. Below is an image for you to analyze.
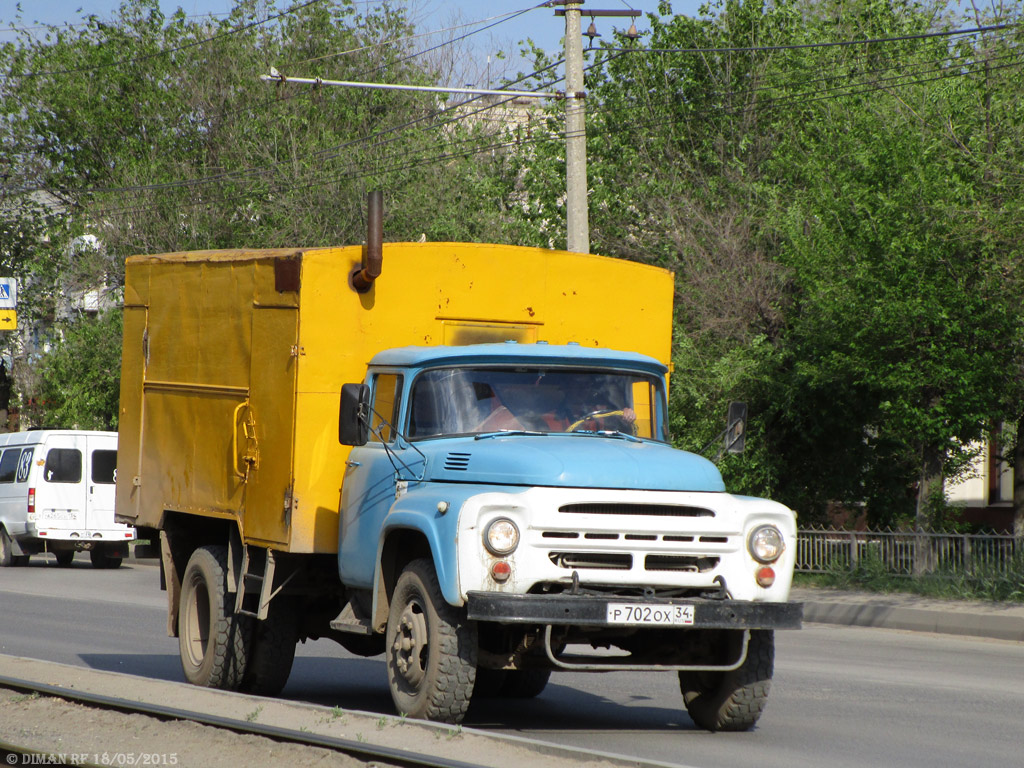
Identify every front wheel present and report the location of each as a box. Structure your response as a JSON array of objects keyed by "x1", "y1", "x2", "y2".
[
  {"x1": 178, "y1": 545, "x2": 249, "y2": 690},
  {"x1": 386, "y1": 558, "x2": 477, "y2": 723},
  {"x1": 678, "y1": 629, "x2": 774, "y2": 732},
  {"x1": 0, "y1": 527, "x2": 28, "y2": 567}
]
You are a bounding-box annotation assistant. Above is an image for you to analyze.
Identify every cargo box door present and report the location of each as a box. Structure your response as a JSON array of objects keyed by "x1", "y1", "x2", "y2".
[{"x1": 243, "y1": 306, "x2": 298, "y2": 546}]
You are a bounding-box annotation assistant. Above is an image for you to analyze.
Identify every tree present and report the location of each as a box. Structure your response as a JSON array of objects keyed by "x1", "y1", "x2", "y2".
[
  {"x1": 32, "y1": 310, "x2": 123, "y2": 430},
  {"x1": 0, "y1": 0, "x2": 527, "y2": 426},
  {"x1": 514, "y1": 0, "x2": 1024, "y2": 528}
]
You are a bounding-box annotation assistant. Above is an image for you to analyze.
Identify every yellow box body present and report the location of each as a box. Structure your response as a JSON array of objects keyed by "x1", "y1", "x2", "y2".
[{"x1": 116, "y1": 243, "x2": 674, "y2": 554}]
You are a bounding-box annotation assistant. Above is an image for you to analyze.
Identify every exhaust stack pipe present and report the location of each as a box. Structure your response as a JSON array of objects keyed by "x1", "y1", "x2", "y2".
[{"x1": 352, "y1": 191, "x2": 383, "y2": 293}]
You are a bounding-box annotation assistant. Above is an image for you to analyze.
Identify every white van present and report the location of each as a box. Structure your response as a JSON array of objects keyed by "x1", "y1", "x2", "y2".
[{"x1": 0, "y1": 430, "x2": 136, "y2": 568}]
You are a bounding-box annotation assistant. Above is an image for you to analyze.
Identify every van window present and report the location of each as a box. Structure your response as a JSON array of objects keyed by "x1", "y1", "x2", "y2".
[
  {"x1": 0, "y1": 448, "x2": 21, "y2": 483},
  {"x1": 16, "y1": 448, "x2": 33, "y2": 482},
  {"x1": 91, "y1": 450, "x2": 117, "y2": 484},
  {"x1": 44, "y1": 448, "x2": 82, "y2": 483}
]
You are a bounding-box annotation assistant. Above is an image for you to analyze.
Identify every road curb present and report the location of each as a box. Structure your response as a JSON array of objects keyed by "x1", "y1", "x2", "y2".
[
  {"x1": 0, "y1": 655, "x2": 684, "y2": 768},
  {"x1": 793, "y1": 588, "x2": 1024, "y2": 642}
]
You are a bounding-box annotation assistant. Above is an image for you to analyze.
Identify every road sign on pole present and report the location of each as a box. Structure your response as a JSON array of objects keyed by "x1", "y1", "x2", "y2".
[{"x1": 0, "y1": 278, "x2": 18, "y2": 330}]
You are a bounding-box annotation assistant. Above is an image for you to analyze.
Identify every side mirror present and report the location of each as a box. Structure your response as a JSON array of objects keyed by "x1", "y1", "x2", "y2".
[
  {"x1": 339, "y1": 383, "x2": 370, "y2": 446},
  {"x1": 725, "y1": 401, "x2": 747, "y2": 454}
]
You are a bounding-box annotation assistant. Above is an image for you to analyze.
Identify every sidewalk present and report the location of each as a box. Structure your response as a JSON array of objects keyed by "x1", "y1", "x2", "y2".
[{"x1": 792, "y1": 586, "x2": 1024, "y2": 642}]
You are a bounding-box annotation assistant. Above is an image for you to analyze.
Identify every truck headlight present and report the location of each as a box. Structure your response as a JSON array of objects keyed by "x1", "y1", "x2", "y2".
[
  {"x1": 748, "y1": 525, "x2": 784, "y2": 563},
  {"x1": 484, "y1": 518, "x2": 519, "y2": 556}
]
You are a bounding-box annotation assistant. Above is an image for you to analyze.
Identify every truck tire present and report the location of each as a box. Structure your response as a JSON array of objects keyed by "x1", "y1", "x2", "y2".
[
  {"x1": 679, "y1": 629, "x2": 774, "y2": 732},
  {"x1": 472, "y1": 668, "x2": 506, "y2": 698},
  {"x1": 240, "y1": 602, "x2": 298, "y2": 696},
  {"x1": 385, "y1": 558, "x2": 477, "y2": 723},
  {"x1": 500, "y1": 669, "x2": 551, "y2": 699},
  {"x1": 178, "y1": 545, "x2": 249, "y2": 690},
  {"x1": 0, "y1": 527, "x2": 28, "y2": 567},
  {"x1": 90, "y1": 548, "x2": 123, "y2": 569}
]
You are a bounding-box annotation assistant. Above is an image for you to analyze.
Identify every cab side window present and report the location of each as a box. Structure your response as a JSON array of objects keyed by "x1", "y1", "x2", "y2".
[
  {"x1": 0, "y1": 448, "x2": 21, "y2": 483},
  {"x1": 369, "y1": 373, "x2": 402, "y2": 444},
  {"x1": 44, "y1": 448, "x2": 82, "y2": 483}
]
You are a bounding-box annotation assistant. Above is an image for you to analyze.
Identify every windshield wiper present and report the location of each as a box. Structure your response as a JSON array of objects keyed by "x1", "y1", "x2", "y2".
[
  {"x1": 474, "y1": 430, "x2": 549, "y2": 440},
  {"x1": 569, "y1": 429, "x2": 642, "y2": 443}
]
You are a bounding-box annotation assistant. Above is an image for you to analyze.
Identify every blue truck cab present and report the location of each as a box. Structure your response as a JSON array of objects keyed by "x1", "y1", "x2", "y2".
[{"x1": 337, "y1": 342, "x2": 801, "y2": 730}]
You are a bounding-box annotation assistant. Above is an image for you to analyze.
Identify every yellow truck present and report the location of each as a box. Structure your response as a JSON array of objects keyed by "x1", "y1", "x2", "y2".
[{"x1": 116, "y1": 212, "x2": 801, "y2": 729}]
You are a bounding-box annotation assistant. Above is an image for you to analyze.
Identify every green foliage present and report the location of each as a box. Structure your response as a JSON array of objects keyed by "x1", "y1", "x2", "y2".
[
  {"x1": 0, "y1": 0, "x2": 523, "y2": 425},
  {"x1": 508, "y1": 0, "x2": 1024, "y2": 528},
  {"x1": 32, "y1": 310, "x2": 123, "y2": 430},
  {"x1": 2, "y1": 0, "x2": 1024, "y2": 530}
]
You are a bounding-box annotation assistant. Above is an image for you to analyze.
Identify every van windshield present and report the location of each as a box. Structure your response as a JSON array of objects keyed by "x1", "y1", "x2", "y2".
[{"x1": 407, "y1": 367, "x2": 666, "y2": 441}]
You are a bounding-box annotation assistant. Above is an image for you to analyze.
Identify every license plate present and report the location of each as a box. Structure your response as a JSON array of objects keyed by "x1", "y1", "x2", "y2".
[
  {"x1": 39, "y1": 509, "x2": 75, "y2": 521},
  {"x1": 606, "y1": 603, "x2": 695, "y2": 626}
]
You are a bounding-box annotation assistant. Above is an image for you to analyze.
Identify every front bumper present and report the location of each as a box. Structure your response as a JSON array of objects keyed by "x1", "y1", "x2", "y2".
[{"x1": 466, "y1": 591, "x2": 803, "y2": 630}]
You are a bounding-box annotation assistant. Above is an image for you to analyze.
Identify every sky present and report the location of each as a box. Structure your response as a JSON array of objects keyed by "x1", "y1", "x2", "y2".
[{"x1": 0, "y1": 1, "x2": 704, "y2": 68}]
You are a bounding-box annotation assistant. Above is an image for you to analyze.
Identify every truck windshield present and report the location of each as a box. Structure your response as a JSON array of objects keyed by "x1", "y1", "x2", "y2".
[{"x1": 407, "y1": 367, "x2": 666, "y2": 441}]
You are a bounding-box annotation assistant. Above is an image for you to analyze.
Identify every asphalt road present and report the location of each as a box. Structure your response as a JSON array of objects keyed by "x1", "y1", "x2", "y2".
[{"x1": 1, "y1": 558, "x2": 1021, "y2": 768}]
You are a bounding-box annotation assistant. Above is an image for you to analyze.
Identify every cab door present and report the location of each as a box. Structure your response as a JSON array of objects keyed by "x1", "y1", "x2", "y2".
[{"x1": 338, "y1": 372, "x2": 403, "y2": 588}]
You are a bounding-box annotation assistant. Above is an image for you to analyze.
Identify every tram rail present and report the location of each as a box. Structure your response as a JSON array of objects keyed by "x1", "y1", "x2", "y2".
[{"x1": 0, "y1": 673, "x2": 483, "y2": 768}]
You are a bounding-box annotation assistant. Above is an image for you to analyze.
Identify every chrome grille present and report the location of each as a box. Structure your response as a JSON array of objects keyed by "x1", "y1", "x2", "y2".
[
  {"x1": 560, "y1": 502, "x2": 715, "y2": 517},
  {"x1": 548, "y1": 552, "x2": 633, "y2": 570}
]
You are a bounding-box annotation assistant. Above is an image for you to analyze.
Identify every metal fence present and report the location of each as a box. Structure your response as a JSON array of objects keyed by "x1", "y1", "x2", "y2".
[{"x1": 796, "y1": 528, "x2": 1024, "y2": 579}]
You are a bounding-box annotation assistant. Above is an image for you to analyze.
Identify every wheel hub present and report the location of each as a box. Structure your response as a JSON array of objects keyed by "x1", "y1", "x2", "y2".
[{"x1": 392, "y1": 600, "x2": 428, "y2": 688}]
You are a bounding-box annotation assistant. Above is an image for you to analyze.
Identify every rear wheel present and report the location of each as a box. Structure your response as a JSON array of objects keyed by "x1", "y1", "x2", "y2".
[
  {"x1": 54, "y1": 550, "x2": 75, "y2": 567},
  {"x1": 240, "y1": 601, "x2": 298, "y2": 696},
  {"x1": 90, "y1": 548, "x2": 122, "y2": 569},
  {"x1": 386, "y1": 558, "x2": 476, "y2": 723},
  {"x1": 0, "y1": 527, "x2": 28, "y2": 567},
  {"x1": 679, "y1": 629, "x2": 774, "y2": 732},
  {"x1": 472, "y1": 668, "x2": 507, "y2": 698},
  {"x1": 500, "y1": 668, "x2": 551, "y2": 699},
  {"x1": 178, "y1": 545, "x2": 249, "y2": 689}
]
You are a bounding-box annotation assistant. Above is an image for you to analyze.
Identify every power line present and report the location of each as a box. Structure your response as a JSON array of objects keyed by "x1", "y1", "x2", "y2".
[
  {"x1": 25, "y1": 34, "x2": 1023, "y2": 221},
  {"x1": 0, "y1": 12, "x2": 232, "y2": 34},
  {"x1": 24, "y1": 56, "x2": 567, "y2": 201},
  {"x1": 293, "y1": 6, "x2": 543, "y2": 68},
  {"x1": 132, "y1": 3, "x2": 548, "y2": 137},
  {"x1": 61, "y1": 45, "x2": 1023, "y2": 223},
  {"x1": 8, "y1": 0, "x2": 332, "y2": 79},
  {"x1": 69, "y1": 48, "x2": 986, "y2": 222},
  {"x1": 598, "y1": 22, "x2": 1016, "y2": 55}
]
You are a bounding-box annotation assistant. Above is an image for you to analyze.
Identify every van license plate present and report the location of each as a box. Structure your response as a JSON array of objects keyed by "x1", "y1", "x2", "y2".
[{"x1": 606, "y1": 603, "x2": 695, "y2": 626}]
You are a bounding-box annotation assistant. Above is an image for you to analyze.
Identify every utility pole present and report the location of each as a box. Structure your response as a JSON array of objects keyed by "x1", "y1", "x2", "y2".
[
  {"x1": 563, "y1": 1, "x2": 589, "y2": 254},
  {"x1": 554, "y1": 2, "x2": 640, "y2": 254}
]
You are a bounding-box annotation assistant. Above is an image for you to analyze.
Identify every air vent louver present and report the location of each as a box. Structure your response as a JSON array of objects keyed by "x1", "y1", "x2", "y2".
[{"x1": 444, "y1": 452, "x2": 471, "y2": 471}]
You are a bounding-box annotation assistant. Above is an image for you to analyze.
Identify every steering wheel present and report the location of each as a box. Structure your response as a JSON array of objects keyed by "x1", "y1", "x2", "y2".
[{"x1": 567, "y1": 409, "x2": 626, "y2": 432}]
